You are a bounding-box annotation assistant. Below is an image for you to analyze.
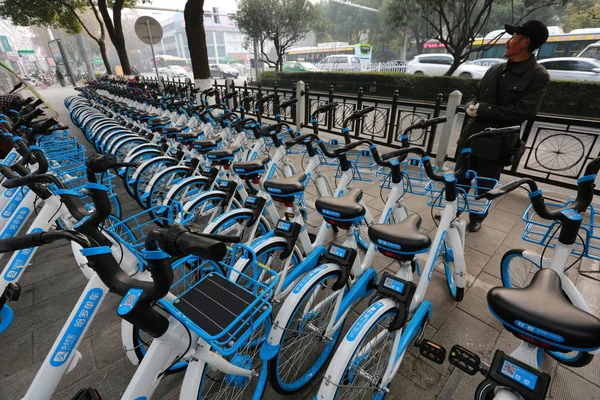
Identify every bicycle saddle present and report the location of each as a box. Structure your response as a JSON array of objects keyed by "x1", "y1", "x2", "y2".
[
  {"x1": 264, "y1": 173, "x2": 307, "y2": 198},
  {"x1": 488, "y1": 268, "x2": 600, "y2": 351},
  {"x1": 193, "y1": 137, "x2": 222, "y2": 152},
  {"x1": 207, "y1": 146, "x2": 241, "y2": 162},
  {"x1": 162, "y1": 126, "x2": 187, "y2": 135},
  {"x1": 315, "y1": 188, "x2": 365, "y2": 222},
  {"x1": 232, "y1": 156, "x2": 270, "y2": 176},
  {"x1": 369, "y1": 214, "x2": 431, "y2": 255},
  {"x1": 176, "y1": 131, "x2": 201, "y2": 142}
]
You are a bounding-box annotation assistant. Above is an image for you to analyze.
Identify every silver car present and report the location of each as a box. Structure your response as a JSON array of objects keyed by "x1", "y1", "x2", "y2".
[{"x1": 538, "y1": 57, "x2": 600, "y2": 82}]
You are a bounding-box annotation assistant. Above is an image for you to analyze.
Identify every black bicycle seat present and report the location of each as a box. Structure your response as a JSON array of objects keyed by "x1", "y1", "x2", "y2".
[
  {"x1": 162, "y1": 126, "x2": 187, "y2": 135},
  {"x1": 488, "y1": 268, "x2": 600, "y2": 351},
  {"x1": 315, "y1": 188, "x2": 365, "y2": 222},
  {"x1": 207, "y1": 146, "x2": 241, "y2": 163},
  {"x1": 369, "y1": 214, "x2": 431, "y2": 255},
  {"x1": 193, "y1": 137, "x2": 222, "y2": 152},
  {"x1": 264, "y1": 173, "x2": 307, "y2": 198},
  {"x1": 232, "y1": 156, "x2": 270, "y2": 177}
]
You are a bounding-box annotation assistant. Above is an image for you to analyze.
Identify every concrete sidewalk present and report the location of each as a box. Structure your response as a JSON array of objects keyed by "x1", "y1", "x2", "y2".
[{"x1": 0, "y1": 85, "x2": 599, "y2": 400}]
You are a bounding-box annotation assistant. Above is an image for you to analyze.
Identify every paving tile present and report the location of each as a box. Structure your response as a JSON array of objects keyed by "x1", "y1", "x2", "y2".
[
  {"x1": 458, "y1": 272, "x2": 503, "y2": 330},
  {"x1": 464, "y1": 225, "x2": 507, "y2": 256},
  {"x1": 0, "y1": 331, "x2": 33, "y2": 377},
  {"x1": 90, "y1": 323, "x2": 127, "y2": 369},
  {"x1": 550, "y1": 366, "x2": 600, "y2": 400},
  {"x1": 494, "y1": 191, "x2": 531, "y2": 216},
  {"x1": 482, "y1": 208, "x2": 522, "y2": 233},
  {"x1": 431, "y1": 308, "x2": 500, "y2": 375},
  {"x1": 423, "y1": 270, "x2": 460, "y2": 329},
  {"x1": 482, "y1": 244, "x2": 513, "y2": 279},
  {"x1": 32, "y1": 268, "x2": 88, "y2": 305}
]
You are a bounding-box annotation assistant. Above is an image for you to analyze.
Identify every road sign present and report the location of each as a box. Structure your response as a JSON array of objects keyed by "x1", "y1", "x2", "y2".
[
  {"x1": 18, "y1": 50, "x2": 34, "y2": 56},
  {"x1": 134, "y1": 16, "x2": 163, "y2": 45},
  {"x1": 0, "y1": 36, "x2": 12, "y2": 52}
]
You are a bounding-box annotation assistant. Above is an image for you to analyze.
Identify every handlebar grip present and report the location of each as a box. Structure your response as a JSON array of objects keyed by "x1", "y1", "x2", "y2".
[
  {"x1": 33, "y1": 117, "x2": 59, "y2": 134},
  {"x1": 256, "y1": 94, "x2": 276, "y2": 104},
  {"x1": 174, "y1": 231, "x2": 227, "y2": 261},
  {"x1": 0, "y1": 231, "x2": 46, "y2": 253},
  {"x1": 31, "y1": 99, "x2": 44, "y2": 108},
  {"x1": 8, "y1": 82, "x2": 23, "y2": 94},
  {"x1": 355, "y1": 106, "x2": 376, "y2": 117},
  {"x1": 487, "y1": 126, "x2": 521, "y2": 136},
  {"x1": 422, "y1": 116, "x2": 447, "y2": 128},
  {"x1": 342, "y1": 139, "x2": 372, "y2": 153},
  {"x1": 279, "y1": 98, "x2": 298, "y2": 109},
  {"x1": 86, "y1": 154, "x2": 118, "y2": 173},
  {"x1": 2, "y1": 175, "x2": 35, "y2": 189},
  {"x1": 22, "y1": 108, "x2": 43, "y2": 124},
  {"x1": 316, "y1": 101, "x2": 339, "y2": 114}
]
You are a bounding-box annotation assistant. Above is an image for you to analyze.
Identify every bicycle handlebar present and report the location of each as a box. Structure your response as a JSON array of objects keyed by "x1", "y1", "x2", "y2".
[{"x1": 278, "y1": 98, "x2": 298, "y2": 111}]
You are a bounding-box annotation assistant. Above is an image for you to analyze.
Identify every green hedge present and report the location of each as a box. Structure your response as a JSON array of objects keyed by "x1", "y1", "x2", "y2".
[{"x1": 259, "y1": 71, "x2": 600, "y2": 119}]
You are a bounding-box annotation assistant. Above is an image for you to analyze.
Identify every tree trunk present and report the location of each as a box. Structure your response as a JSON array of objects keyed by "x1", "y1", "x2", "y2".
[
  {"x1": 445, "y1": 55, "x2": 463, "y2": 76},
  {"x1": 184, "y1": 0, "x2": 211, "y2": 90},
  {"x1": 98, "y1": 40, "x2": 111, "y2": 74},
  {"x1": 97, "y1": 0, "x2": 131, "y2": 75}
]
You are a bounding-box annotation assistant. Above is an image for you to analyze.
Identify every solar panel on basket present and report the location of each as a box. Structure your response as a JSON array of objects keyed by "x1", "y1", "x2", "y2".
[
  {"x1": 425, "y1": 171, "x2": 497, "y2": 215},
  {"x1": 159, "y1": 244, "x2": 278, "y2": 356},
  {"x1": 522, "y1": 202, "x2": 600, "y2": 261}
]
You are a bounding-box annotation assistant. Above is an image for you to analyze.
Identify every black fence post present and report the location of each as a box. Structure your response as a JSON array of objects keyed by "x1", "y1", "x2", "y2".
[
  {"x1": 243, "y1": 81, "x2": 250, "y2": 111},
  {"x1": 387, "y1": 90, "x2": 399, "y2": 145},
  {"x1": 291, "y1": 82, "x2": 297, "y2": 124},
  {"x1": 304, "y1": 83, "x2": 310, "y2": 127},
  {"x1": 214, "y1": 79, "x2": 221, "y2": 104},
  {"x1": 273, "y1": 81, "x2": 279, "y2": 117},
  {"x1": 257, "y1": 81, "x2": 263, "y2": 115},
  {"x1": 426, "y1": 93, "x2": 444, "y2": 155},
  {"x1": 355, "y1": 87, "x2": 364, "y2": 138},
  {"x1": 327, "y1": 85, "x2": 334, "y2": 131}
]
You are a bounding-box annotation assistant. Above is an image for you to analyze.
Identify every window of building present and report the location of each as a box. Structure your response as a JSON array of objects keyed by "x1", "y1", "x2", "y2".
[
  {"x1": 213, "y1": 7, "x2": 220, "y2": 24},
  {"x1": 217, "y1": 46, "x2": 226, "y2": 57}
]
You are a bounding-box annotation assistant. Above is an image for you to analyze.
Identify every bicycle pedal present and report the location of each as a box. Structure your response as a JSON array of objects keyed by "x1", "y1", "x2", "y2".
[
  {"x1": 418, "y1": 339, "x2": 446, "y2": 364},
  {"x1": 4, "y1": 283, "x2": 21, "y2": 302},
  {"x1": 71, "y1": 388, "x2": 103, "y2": 400},
  {"x1": 448, "y1": 344, "x2": 481, "y2": 375}
]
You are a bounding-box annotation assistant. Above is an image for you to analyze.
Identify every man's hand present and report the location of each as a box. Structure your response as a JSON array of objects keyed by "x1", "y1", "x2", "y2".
[{"x1": 466, "y1": 103, "x2": 479, "y2": 118}]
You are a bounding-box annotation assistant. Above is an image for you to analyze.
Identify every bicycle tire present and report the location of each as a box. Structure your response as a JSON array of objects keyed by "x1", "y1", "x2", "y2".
[{"x1": 268, "y1": 271, "x2": 345, "y2": 394}]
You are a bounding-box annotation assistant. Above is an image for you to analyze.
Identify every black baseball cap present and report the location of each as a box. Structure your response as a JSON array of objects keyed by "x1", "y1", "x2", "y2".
[{"x1": 505, "y1": 20, "x2": 549, "y2": 51}]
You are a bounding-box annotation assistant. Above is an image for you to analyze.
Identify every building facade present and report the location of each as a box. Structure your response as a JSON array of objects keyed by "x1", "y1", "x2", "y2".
[{"x1": 159, "y1": 10, "x2": 248, "y2": 64}]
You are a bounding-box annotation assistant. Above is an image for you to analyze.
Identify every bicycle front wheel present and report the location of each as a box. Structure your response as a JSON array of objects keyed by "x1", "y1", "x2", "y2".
[
  {"x1": 196, "y1": 317, "x2": 271, "y2": 399},
  {"x1": 324, "y1": 308, "x2": 397, "y2": 400},
  {"x1": 268, "y1": 271, "x2": 345, "y2": 394}
]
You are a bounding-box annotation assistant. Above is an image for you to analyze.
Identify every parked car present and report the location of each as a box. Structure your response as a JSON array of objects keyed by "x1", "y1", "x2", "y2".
[
  {"x1": 405, "y1": 54, "x2": 454, "y2": 75},
  {"x1": 315, "y1": 55, "x2": 362, "y2": 72},
  {"x1": 538, "y1": 57, "x2": 600, "y2": 82},
  {"x1": 578, "y1": 41, "x2": 600, "y2": 60},
  {"x1": 452, "y1": 58, "x2": 506, "y2": 79},
  {"x1": 155, "y1": 65, "x2": 187, "y2": 79},
  {"x1": 210, "y1": 64, "x2": 239, "y2": 79},
  {"x1": 282, "y1": 62, "x2": 316, "y2": 72}
]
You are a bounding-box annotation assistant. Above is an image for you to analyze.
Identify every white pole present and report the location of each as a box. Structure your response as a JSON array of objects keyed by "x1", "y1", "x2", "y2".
[
  {"x1": 147, "y1": 20, "x2": 164, "y2": 93},
  {"x1": 435, "y1": 90, "x2": 463, "y2": 168}
]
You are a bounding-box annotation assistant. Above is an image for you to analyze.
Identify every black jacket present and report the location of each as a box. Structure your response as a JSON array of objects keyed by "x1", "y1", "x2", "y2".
[{"x1": 458, "y1": 56, "x2": 550, "y2": 161}]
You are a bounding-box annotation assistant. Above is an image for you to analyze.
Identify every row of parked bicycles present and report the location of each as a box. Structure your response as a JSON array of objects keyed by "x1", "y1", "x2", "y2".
[{"x1": 0, "y1": 77, "x2": 599, "y2": 400}]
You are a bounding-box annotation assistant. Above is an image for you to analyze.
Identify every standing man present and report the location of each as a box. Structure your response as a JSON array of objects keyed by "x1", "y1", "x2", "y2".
[{"x1": 458, "y1": 20, "x2": 550, "y2": 232}]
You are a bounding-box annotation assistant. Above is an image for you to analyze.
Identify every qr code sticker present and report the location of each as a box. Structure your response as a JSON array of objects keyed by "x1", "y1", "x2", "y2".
[{"x1": 502, "y1": 361, "x2": 517, "y2": 378}]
